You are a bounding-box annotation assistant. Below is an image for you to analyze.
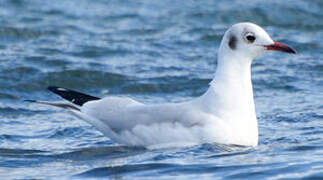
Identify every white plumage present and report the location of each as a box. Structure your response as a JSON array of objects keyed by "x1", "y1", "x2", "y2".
[{"x1": 30, "y1": 22, "x2": 296, "y2": 148}]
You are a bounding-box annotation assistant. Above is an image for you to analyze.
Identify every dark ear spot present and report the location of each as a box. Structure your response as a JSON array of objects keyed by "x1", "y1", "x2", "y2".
[{"x1": 228, "y1": 35, "x2": 237, "y2": 50}]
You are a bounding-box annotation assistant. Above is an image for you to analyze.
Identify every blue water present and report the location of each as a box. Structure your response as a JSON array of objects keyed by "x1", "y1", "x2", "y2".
[{"x1": 0, "y1": 0, "x2": 322, "y2": 179}]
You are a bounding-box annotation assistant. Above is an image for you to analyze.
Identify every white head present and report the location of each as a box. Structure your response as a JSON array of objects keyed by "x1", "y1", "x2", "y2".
[{"x1": 218, "y1": 22, "x2": 296, "y2": 63}]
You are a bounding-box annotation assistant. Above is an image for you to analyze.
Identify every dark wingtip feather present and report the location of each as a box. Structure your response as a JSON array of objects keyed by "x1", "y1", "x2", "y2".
[
  {"x1": 24, "y1": 100, "x2": 37, "y2": 103},
  {"x1": 47, "y1": 86, "x2": 57, "y2": 91},
  {"x1": 47, "y1": 86, "x2": 100, "y2": 106}
]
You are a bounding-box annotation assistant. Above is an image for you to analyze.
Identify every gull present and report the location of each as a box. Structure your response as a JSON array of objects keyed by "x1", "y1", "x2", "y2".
[{"x1": 27, "y1": 22, "x2": 296, "y2": 148}]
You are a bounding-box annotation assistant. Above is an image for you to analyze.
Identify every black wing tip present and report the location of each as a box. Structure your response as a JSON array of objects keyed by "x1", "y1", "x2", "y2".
[
  {"x1": 47, "y1": 86, "x2": 56, "y2": 91},
  {"x1": 47, "y1": 86, "x2": 57, "y2": 90},
  {"x1": 24, "y1": 99, "x2": 36, "y2": 103},
  {"x1": 47, "y1": 86, "x2": 100, "y2": 106}
]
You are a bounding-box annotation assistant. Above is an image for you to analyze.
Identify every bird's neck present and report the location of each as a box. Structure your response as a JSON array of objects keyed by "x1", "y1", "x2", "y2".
[
  {"x1": 200, "y1": 54, "x2": 258, "y2": 144},
  {"x1": 211, "y1": 54, "x2": 253, "y2": 88},
  {"x1": 204, "y1": 56, "x2": 256, "y2": 114},
  {"x1": 202, "y1": 53, "x2": 258, "y2": 134},
  {"x1": 210, "y1": 54, "x2": 255, "y2": 113},
  {"x1": 206, "y1": 58, "x2": 255, "y2": 114}
]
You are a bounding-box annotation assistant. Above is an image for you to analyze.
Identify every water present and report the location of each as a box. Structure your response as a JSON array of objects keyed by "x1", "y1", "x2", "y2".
[{"x1": 0, "y1": 0, "x2": 322, "y2": 179}]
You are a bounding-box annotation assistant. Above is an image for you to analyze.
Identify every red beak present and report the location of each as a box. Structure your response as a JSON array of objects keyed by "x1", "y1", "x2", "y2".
[{"x1": 265, "y1": 42, "x2": 296, "y2": 54}]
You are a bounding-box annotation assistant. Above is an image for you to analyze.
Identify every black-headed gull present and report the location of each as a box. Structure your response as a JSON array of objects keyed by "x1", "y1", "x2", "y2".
[{"x1": 28, "y1": 22, "x2": 296, "y2": 148}]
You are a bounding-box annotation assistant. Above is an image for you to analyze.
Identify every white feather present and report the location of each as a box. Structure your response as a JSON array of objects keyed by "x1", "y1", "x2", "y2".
[{"x1": 38, "y1": 22, "x2": 293, "y2": 148}]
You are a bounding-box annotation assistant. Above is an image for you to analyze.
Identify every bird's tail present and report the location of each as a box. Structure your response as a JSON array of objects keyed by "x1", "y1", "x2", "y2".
[
  {"x1": 24, "y1": 100, "x2": 81, "y2": 111},
  {"x1": 25, "y1": 86, "x2": 121, "y2": 141}
]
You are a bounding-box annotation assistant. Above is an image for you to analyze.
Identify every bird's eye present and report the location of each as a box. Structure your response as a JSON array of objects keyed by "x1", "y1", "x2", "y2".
[{"x1": 245, "y1": 33, "x2": 256, "y2": 43}]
